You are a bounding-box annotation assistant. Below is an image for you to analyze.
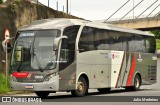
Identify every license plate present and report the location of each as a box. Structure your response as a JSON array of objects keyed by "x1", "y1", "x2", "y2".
[{"x1": 25, "y1": 85, "x2": 34, "y2": 89}]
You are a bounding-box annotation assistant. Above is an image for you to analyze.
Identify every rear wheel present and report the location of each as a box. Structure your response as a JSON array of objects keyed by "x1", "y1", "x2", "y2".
[
  {"x1": 133, "y1": 75, "x2": 141, "y2": 91},
  {"x1": 71, "y1": 77, "x2": 88, "y2": 97},
  {"x1": 125, "y1": 74, "x2": 141, "y2": 91},
  {"x1": 97, "y1": 88, "x2": 111, "y2": 93},
  {"x1": 35, "y1": 91, "x2": 49, "y2": 98}
]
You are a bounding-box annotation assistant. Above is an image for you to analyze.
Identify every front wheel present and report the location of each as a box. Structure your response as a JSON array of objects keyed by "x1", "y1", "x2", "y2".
[
  {"x1": 71, "y1": 77, "x2": 88, "y2": 97},
  {"x1": 35, "y1": 91, "x2": 49, "y2": 98}
]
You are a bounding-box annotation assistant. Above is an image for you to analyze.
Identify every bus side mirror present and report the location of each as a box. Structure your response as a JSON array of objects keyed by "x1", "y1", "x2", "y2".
[
  {"x1": 2, "y1": 37, "x2": 15, "y2": 53},
  {"x1": 53, "y1": 36, "x2": 68, "y2": 50},
  {"x1": 2, "y1": 40, "x2": 12, "y2": 53}
]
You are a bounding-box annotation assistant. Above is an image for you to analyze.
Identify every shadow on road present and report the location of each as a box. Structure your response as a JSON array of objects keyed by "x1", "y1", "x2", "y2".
[{"x1": 43, "y1": 88, "x2": 151, "y2": 100}]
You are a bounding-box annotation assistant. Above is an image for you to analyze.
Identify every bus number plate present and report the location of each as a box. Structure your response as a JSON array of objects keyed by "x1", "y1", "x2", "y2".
[{"x1": 25, "y1": 85, "x2": 34, "y2": 89}]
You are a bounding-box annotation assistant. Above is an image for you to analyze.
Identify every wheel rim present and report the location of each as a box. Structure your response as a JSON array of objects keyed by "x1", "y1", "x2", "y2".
[
  {"x1": 77, "y1": 80, "x2": 85, "y2": 93},
  {"x1": 135, "y1": 78, "x2": 140, "y2": 88}
]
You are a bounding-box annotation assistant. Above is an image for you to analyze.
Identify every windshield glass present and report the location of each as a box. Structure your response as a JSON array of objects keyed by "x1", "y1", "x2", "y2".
[{"x1": 11, "y1": 30, "x2": 60, "y2": 71}]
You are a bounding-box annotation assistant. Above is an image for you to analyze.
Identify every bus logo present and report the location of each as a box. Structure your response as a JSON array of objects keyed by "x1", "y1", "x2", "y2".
[{"x1": 27, "y1": 73, "x2": 34, "y2": 79}]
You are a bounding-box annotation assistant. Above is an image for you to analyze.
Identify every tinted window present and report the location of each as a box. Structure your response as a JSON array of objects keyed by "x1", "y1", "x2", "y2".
[
  {"x1": 94, "y1": 29, "x2": 109, "y2": 50},
  {"x1": 63, "y1": 25, "x2": 80, "y2": 50},
  {"x1": 59, "y1": 25, "x2": 80, "y2": 70},
  {"x1": 135, "y1": 35, "x2": 146, "y2": 52},
  {"x1": 124, "y1": 33, "x2": 135, "y2": 51},
  {"x1": 79, "y1": 27, "x2": 109, "y2": 52},
  {"x1": 79, "y1": 27, "x2": 95, "y2": 52},
  {"x1": 122, "y1": 33, "x2": 127, "y2": 51},
  {"x1": 109, "y1": 31, "x2": 123, "y2": 51},
  {"x1": 146, "y1": 36, "x2": 156, "y2": 53}
]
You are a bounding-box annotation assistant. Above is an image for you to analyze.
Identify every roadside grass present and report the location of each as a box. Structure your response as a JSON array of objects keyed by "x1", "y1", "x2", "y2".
[
  {"x1": 0, "y1": 73, "x2": 10, "y2": 93},
  {"x1": 156, "y1": 39, "x2": 160, "y2": 50}
]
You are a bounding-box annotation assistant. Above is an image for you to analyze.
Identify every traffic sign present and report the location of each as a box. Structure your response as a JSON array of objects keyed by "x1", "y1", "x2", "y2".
[{"x1": 4, "y1": 29, "x2": 10, "y2": 43}]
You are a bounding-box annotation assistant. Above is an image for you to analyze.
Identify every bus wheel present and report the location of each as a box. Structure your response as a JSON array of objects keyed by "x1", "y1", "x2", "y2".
[
  {"x1": 71, "y1": 77, "x2": 88, "y2": 97},
  {"x1": 35, "y1": 91, "x2": 49, "y2": 98},
  {"x1": 125, "y1": 75, "x2": 141, "y2": 91},
  {"x1": 97, "y1": 88, "x2": 111, "y2": 93},
  {"x1": 132, "y1": 75, "x2": 141, "y2": 91}
]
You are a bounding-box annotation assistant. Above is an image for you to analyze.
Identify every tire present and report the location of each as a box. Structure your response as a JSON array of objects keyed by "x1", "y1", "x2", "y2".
[
  {"x1": 125, "y1": 75, "x2": 141, "y2": 91},
  {"x1": 132, "y1": 75, "x2": 141, "y2": 91},
  {"x1": 71, "y1": 77, "x2": 88, "y2": 97},
  {"x1": 35, "y1": 91, "x2": 49, "y2": 98},
  {"x1": 97, "y1": 88, "x2": 111, "y2": 93}
]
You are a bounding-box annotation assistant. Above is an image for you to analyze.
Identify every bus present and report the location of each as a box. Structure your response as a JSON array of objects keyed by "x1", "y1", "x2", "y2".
[{"x1": 2, "y1": 18, "x2": 157, "y2": 98}]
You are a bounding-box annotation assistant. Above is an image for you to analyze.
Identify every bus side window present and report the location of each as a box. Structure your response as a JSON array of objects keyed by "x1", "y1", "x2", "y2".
[
  {"x1": 94, "y1": 29, "x2": 109, "y2": 50},
  {"x1": 109, "y1": 31, "x2": 123, "y2": 51},
  {"x1": 60, "y1": 39, "x2": 69, "y2": 62},
  {"x1": 146, "y1": 36, "x2": 156, "y2": 53},
  {"x1": 122, "y1": 33, "x2": 128, "y2": 51},
  {"x1": 59, "y1": 39, "x2": 69, "y2": 70},
  {"x1": 127, "y1": 34, "x2": 135, "y2": 52},
  {"x1": 59, "y1": 25, "x2": 80, "y2": 71},
  {"x1": 79, "y1": 27, "x2": 94, "y2": 52},
  {"x1": 135, "y1": 35, "x2": 146, "y2": 52}
]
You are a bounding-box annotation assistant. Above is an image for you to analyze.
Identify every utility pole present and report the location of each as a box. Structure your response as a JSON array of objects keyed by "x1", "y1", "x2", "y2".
[
  {"x1": 70, "y1": 0, "x2": 71, "y2": 14},
  {"x1": 4, "y1": 29, "x2": 10, "y2": 85},
  {"x1": 6, "y1": 41, "x2": 8, "y2": 84},
  {"x1": 48, "y1": 0, "x2": 49, "y2": 7},
  {"x1": 133, "y1": 0, "x2": 134, "y2": 19},
  {"x1": 63, "y1": 5, "x2": 64, "y2": 12},
  {"x1": 56, "y1": 1, "x2": 58, "y2": 11},
  {"x1": 66, "y1": 0, "x2": 68, "y2": 14}
]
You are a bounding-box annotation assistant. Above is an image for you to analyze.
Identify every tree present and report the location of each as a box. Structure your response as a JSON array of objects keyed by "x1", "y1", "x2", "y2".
[
  {"x1": 0, "y1": 0, "x2": 3, "y2": 4},
  {"x1": 151, "y1": 30, "x2": 160, "y2": 39}
]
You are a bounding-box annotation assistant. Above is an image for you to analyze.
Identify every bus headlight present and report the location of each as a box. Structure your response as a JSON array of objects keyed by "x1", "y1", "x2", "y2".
[{"x1": 44, "y1": 73, "x2": 57, "y2": 81}]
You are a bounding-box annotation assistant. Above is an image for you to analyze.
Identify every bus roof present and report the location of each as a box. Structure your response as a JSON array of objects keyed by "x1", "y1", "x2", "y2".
[{"x1": 19, "y1": 18, "x2": 154, "y2": 37}]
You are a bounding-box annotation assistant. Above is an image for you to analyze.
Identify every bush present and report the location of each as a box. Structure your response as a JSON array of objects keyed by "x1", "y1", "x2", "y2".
[
  {"x1": 0, "y1": 0, "x2": 3, "y2": 4},
  {"x1": 157, "y1": 39, "x2": 160, "y2": 50},
  {"x1": 0, "y1": 74, "x2": 10, "y2": 93},
  {"x1": 151, "y1": 30, "x2": 160, "y2": 39}
]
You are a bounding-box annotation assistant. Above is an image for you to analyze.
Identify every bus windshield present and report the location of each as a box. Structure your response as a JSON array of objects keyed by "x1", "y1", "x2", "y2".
[{"x1": 11, "y1": 30, "x2": 61, "y2": 71}]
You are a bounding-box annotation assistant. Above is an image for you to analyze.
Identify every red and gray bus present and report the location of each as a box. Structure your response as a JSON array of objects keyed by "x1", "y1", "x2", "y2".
[{"x1": 2, "y1": 18, "x2": 157, "y2": 98}]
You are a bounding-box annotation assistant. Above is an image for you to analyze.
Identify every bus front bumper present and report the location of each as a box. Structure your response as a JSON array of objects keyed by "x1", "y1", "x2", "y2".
[{"x1": 10, "y1": 75, "x2": 59, "y2": 91}]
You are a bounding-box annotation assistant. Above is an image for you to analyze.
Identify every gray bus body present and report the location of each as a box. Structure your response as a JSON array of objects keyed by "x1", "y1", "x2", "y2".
[{"x1": 9, "y1": 18, "x2": 157, "y2": 96}]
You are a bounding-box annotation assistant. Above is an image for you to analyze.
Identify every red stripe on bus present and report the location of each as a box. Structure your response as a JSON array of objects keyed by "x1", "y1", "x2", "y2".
[
  {"x1": 12, "y1": 72, "x2": 29, "y2": 78},
  {"x1": 126, "y1": 53, "x2": 136, "y2": 86},
  {"x1": 115, "y1": 52, "x2": 125, "y2": 88}
]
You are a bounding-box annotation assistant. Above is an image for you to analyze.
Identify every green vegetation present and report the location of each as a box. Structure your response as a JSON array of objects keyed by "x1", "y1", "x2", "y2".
[
  {"x1": 151, "y1": 30, "x2": 160, "y2": 39},
  {"x1": 151, "y1": 30, "x2": 160, "y2": 50},
  {"x1": 156, "y1": 39, "x2": 160, "y2": 50},
  {"x1": 0, "y1": 0, "x2": 3, "y2": 4},
  {"x1": 0, "y1": 74, "x2": 10, "y2": 93}
]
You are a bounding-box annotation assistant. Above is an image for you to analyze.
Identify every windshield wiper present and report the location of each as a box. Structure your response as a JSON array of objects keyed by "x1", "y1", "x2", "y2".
[
  {"x1": 33, "y1": 53, "x2": 44, "y2": 72},
  {"x1": 31, "y1": 35, "x2": 44, "y2": 72},
  {"x1": 17, "y1": 61, "x2": 23, "y2": 72}
]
